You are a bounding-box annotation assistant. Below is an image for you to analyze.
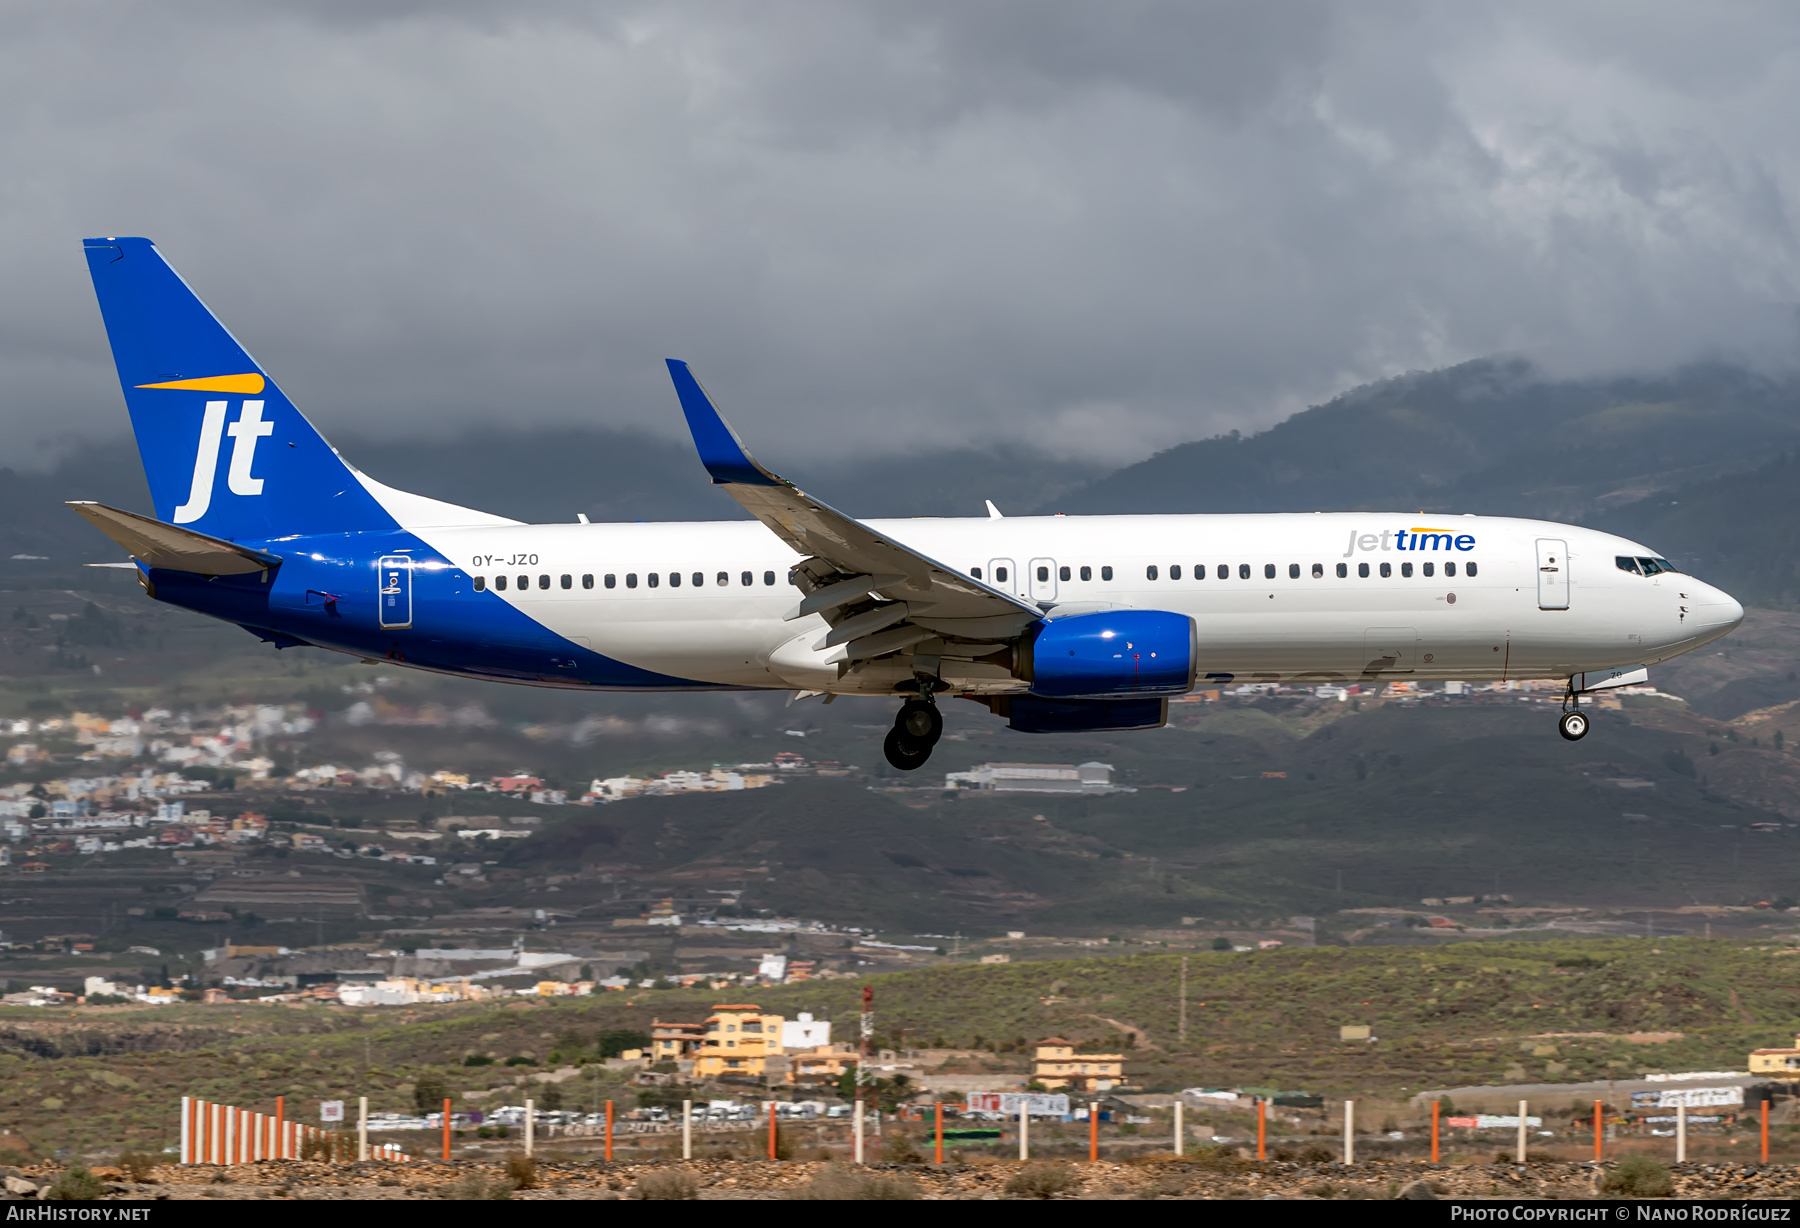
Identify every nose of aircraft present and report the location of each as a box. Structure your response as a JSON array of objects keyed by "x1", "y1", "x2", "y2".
[{"x1": 1691, "y1": 580, "x2": 1745, "y2": 637}]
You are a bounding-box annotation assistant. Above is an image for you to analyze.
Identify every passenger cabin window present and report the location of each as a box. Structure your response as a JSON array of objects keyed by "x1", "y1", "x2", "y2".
[
  {"x1": 514, "y1": 574, "x2": 526, "y2": 589},
  {"x1": 474, "y1": 576, "x2": 487, "y2": 591},
  {"x1": 1358, "y1": 563, "x2": 1369, "y2": 578},
  {"x1": 669, "y1": 572, "x2": 681, "y2": 587},
  {"x1": 741, "y1": 571, "x2": 753, "y2": 586},
  {"x1": 1264, "y1": 564, "x2": 1276, "y2": 579},
  {"x1": 538, "y1": 575, "x2": 549, "y2": 589},
  {"x1": 1059, "y1": 565, "x2": 1071, "y2": 581},
  {"x1": 1079, "y1": 566, "x2": 1091, "y2": 581},
  {"x1": 604, "y1": 574, "x2": 615, "y2": 589},
  {"x1": 1102, "y1": 566, "x2": 1114, "y2": 581},
  {"x1": 1218, "y1": 565, "x2": 1229, "y2": 580},
  {"x1": 1422, "y1": 562, "x2": 1433, "y2": 578},
  {"x1": 1312, "y1": 563, "x2": 1323, "y2": 578},
  {"x1": 1466, "y1": 562, "x2": 1478, "y2": 577},
  {"x1": 1194, "y1": 564, "x2": 1205, "y2": 579},
  {"x1": 1289, "y1": 563, "x2": 1300, "y2": 579},
  {"x1": 561, "y1": 574, "x2": 572, "y2": 589},
  {"x1": 971, "y1": 566, "x2": 982, "y2": 579},
  {"x1": 1037, "y1": 566, "x2": 1049, "y2": 582},
  {"x1": 1146, "y1": 565, "x2": 1159, "y2": 581},
  {"x1": 1400, "y1": 562, "x2": 1412, "y2": 578},
  {"x1": 1336, "y1": 563, "x2": 1347, "y2": 578},
  {"x1": 996, "y1": 566, "x2": 1009, "y2": 583},
  {"x1": 1380, "y1": 562, "x2": 1392, "y2": 578},
  {"x1": 626, "y1": 573, "x2": 638, "y2": 588},
  {"x1": 717, "y1": 571, "x2": 729, "y2": 586},
  {"x1": 1444, "y1": 562, "x2": 1457, "y2": 577},
  {"x1": 764, "y1": 571, "x2": 776, "y2": 586},
  {"x1": 648, "y1": 573, "x2": 659, "y2": 588},
  {"x1": 1170, "y1": 564, "x2": 1182, "y2": 580},
  {"x1": 583, "y1": 574, "x2": 595, "y2": 589},
  {"x1": 693, "y1": 572, "x2": 704, "y2": 587}
]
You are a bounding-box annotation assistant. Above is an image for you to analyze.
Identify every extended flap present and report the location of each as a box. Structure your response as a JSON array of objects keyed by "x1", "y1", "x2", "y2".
[{"x1": 67, "y1": 501, "x2": 281, "y2": 576}]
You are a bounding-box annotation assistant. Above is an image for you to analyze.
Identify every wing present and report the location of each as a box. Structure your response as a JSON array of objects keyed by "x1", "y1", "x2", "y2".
[{"x1": 665, "y1": 360, "x2": 1041, "y2": 671}]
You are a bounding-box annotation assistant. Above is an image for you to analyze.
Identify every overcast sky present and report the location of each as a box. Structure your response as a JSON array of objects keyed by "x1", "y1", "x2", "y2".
[{"x1": 5, "y1": 1, "x2": 1799, "y2": 468}]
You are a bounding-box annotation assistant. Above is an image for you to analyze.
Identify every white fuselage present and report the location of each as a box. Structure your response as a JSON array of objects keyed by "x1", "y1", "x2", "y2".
[{"x1": 414, "y1": 511, "x2": 1743, "y2": 694}]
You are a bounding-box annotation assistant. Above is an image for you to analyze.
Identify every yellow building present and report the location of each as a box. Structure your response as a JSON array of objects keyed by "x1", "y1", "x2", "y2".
[
  {"x1": 1749, "y1": 1033, "x2": 1800, "y2": 1078},
  {"x1": 788, "y1": 1043, "x2": 859, "y2": 1083},
  {"x1": 1033, "y1": 1037, "x2": 1125, "y2": 1092},
  {"x1": 693, "y1": 1003, "x2": 785, "y2": 1078},
  {"x1": 653, "y1": 1018, "x2": 706, "y2": 1062}
]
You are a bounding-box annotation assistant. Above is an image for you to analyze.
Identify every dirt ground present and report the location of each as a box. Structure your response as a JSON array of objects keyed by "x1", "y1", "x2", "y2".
[{"x1": 3, "y1": 1156, "x2": 1799, "y2": 1200}]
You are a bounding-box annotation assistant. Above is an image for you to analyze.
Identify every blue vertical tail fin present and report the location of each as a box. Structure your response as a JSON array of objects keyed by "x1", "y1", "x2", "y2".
[{"x1": 82, "y1": 237, "x2": 396, "y2": 541}]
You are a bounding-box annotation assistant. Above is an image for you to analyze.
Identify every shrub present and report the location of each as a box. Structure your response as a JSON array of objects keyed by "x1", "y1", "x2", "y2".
[
  {"x1": 1189, "y1": 1144, "x2": 1245, "y2": 1171},
  {"x1": 116, "y1": 1152, "x2": 158, "y2": 1183},
  {"x1": 882, "y1": 1133, "x2": 925, "y2": 1165},
  {"x1": 1603, "y1": 1155, "x2": 1674, "y2": 1198},
  {"x1": 505, "y1": 1154, "x2": 538, "y2": 1190},
  {"x1": 463, "y1": 1055, "x2": 493, "y2": 1067},
  {"x1": 632, "y1": 1168, "x2": 701, "y2": 1200},
  {"x1": 442, "y1": 1173, "x2": 513, "y2": 1200},
  {"x1": 414, "y1": 1073, "x2": 449, "y2": 1115},
  {"x1": 44, "y1": 1165, "x2": 105, "y2": 1201},
  {"x1": 1005, "y1": 1162, "x2": 1078, "y2": 1199},
  {"x1": 1295, "y1": 1144, "x2": 1336, "y2": 1163},
  {"x1": 504, "y1": 1056, "x2": 536, "y2": 1067},
  {"x1": 785, "y1": 1164, "x2": 920, "y2": 1201}
]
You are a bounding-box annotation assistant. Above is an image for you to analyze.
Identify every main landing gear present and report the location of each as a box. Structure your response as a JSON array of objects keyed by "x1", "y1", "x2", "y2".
[{"x1": 883, "y1": 695, "x2": 944, "y2": 771}]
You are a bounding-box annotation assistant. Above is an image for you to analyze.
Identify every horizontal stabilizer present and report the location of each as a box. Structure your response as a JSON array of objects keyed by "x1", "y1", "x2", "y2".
[{"x1": 66, "y1": 502, "x2": 281, "y2": 576}]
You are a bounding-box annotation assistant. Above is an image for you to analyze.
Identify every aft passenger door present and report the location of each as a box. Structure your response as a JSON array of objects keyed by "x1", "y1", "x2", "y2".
[
  {"x1": 1536, "y1": 539, "x2": 1569, "y2": 610},
  {"x1": 1028, "y1": 557, "x2": 1059, "y2": 604},
  {"x1": 378, "y1": 555, "x2": 413, "y2": 629}
]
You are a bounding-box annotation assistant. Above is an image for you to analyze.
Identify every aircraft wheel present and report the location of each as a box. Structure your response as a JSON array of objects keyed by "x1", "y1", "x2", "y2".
[
  {"x1": 1558, "y1": 710, "x2": 1589, "y2": 742},
  {"x1": 896, "y1": 698, "x2": 943, "y2": 746},
  {"x1": 884, "y1": 727, "x2": 933, "y2": 771}
]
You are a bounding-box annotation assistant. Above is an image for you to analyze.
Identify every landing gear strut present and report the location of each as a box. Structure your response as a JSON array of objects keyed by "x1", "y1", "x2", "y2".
[{"x1": 883, "y1": 695, "x2": 943, "y2": 770}]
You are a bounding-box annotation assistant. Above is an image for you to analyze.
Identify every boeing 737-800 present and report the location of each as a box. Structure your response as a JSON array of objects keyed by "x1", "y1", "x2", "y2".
[{"x1": 70, "y1": 237, "x2": 1745, "y2": 770}]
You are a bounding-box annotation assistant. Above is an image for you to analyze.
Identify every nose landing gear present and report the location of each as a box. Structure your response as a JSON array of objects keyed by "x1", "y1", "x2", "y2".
[
  {"x1": 883, "y1": 695, "x2": 943, "y2": 770},
  {"x1": 1558, "y1": 709, "x2": 1589, "y2": 741}
]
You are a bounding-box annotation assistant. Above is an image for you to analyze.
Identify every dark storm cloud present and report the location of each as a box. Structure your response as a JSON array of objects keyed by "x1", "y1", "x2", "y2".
[{"x1": 2, "y1": 2, "x2": 1797, "y2": 467}]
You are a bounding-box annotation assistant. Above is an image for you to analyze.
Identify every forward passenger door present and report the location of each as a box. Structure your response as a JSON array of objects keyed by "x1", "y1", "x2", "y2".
[{"x1": 1536, "y1": 539, "x2": 1569, "y2": 610}]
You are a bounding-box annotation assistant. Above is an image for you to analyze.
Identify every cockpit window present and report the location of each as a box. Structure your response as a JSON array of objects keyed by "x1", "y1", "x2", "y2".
[
  {"x1": 1621, "y1": 555, "x2": 1680, "y2": 576},
  {"x1": 1616, "y1": 556, "x2": 1642, "y2": 575}
]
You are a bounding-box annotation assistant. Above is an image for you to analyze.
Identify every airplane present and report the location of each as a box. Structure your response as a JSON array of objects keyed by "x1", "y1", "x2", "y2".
[{"x1": 69, "y1": 237, "x2": 1745, "y2": 771}]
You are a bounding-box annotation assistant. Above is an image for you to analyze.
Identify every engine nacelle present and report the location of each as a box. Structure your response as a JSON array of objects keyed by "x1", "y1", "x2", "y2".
[{"x1": 1021, "y1": 609, "x2": 1196, "y2": 698}]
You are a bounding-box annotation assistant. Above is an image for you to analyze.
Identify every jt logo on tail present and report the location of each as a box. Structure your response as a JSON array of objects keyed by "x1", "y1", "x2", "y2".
[{"x1": 173, "y1": 400, "x2": 273, "y2": 523}]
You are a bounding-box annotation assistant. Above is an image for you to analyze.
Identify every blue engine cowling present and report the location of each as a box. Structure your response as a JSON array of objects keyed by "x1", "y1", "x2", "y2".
[{"x1": 1022, "y1": 609, "x2": 1197, "y2": 698}]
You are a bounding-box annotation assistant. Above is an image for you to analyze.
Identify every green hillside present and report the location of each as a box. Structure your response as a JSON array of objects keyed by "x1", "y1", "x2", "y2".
[{"x1": 2, "y1": 936, "x2": 1796, "y2": 1158}]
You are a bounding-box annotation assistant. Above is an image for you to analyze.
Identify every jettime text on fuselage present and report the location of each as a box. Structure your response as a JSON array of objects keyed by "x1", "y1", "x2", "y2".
[{"x1": 1341, "y1": 528, "x2": 1476, "y2": 558}]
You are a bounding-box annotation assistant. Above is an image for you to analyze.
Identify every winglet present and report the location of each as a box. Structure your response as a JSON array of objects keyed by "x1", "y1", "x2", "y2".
[{"x1": 665, "y1": 360, "x2": 782, "y2": 487}]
